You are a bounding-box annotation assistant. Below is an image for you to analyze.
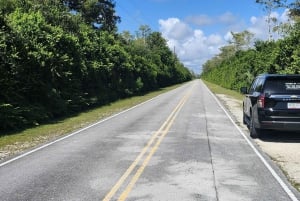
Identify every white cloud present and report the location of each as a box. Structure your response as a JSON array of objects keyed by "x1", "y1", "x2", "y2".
[
  {"x1": 248, "y1": 16, "x2": 267, "y2": 40},
  {"x1": 218, "y1": 12, "x2": 238, "y2": 25},
  {"x1": 224, "y1": 31, "x2": 233, "y2": 42},
  {"x1": 159, "y1": 18, "x2": 225, "y2": 73},
  {"x1": 186, "y1": 12, "x2": 239, "y2": 27},
  {"x1": 280, "y1": 9, "x2": 291, "y2": 22},
  {"x1": 185, "y1": 15, "x2": 214, "y2": 26},
  {"x1": 158, "y1": 10, "x2": 292, "y2": 74},
  {"x1": 158, "y1": 18, "x2": 192, "y2": 41}
]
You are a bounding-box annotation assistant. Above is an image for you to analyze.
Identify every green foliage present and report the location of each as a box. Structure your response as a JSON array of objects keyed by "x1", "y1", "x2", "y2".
[
  {"x1": 0, "y1": 1, "x2": 192, "y2": 132},
  {"x1": 202, "y1": 0, "x2": 300, "y2": 87},
  {"x1": 63, "y1": 0, "x2": 120, "y2": 32},
  {"x1": 201, "y1": 21, "x2": 300, "y2": 91},
  {"x1": 230, "y1": 31, "x2": 254, "y2": 51}
]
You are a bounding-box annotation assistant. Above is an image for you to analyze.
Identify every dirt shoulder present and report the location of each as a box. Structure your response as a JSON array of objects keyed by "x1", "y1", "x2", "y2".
[{"x1": 216, "y1": 94, "x2": 300, "y2": 191}]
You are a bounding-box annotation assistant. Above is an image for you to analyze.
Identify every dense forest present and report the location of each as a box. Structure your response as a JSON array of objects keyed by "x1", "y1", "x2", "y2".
[
  {"x1": 0, "y1": 0, "x2": 193, "y2": 131},
  {"x1": 201, "y1": 0, "x2": 300, "y2": 90}
]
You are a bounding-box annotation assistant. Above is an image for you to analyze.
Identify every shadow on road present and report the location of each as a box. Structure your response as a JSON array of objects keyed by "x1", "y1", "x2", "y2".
[{"x1": 259, "y1": 130, "x2": 300, "y2": 143}]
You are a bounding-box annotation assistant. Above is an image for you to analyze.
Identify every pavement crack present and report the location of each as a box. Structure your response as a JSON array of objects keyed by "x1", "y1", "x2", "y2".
[{"x1": 202, "y1": 94, "x2": 220, "y2": 201}]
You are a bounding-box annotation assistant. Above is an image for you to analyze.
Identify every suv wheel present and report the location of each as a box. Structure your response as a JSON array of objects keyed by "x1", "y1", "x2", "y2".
[
  {"x1": 243, "y1": 112, "x2": 247, "y2": 125},
  {"x1": 250, "y1": 114, "x2": 260, "y2": 138}
]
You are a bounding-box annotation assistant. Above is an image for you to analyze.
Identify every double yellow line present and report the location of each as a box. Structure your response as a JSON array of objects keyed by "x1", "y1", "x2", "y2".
[{"x1": 103, "y1": 88, "x2": 192, "y2": 201}]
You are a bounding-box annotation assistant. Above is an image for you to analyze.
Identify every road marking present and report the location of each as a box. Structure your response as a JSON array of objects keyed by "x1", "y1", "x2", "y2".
[
  {"x1": 103, "y1": 86, "x2": 193, "y2": 201},
  {"x1": 202, "y1": 80, "x2": 299, "y2": 201},
  {"x1": 118, "y1": 90, "x2": 190, "y2": 201}
]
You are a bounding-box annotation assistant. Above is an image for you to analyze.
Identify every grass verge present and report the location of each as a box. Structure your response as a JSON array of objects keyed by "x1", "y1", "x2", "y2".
[
  {"x1": 202, "y1": 80, "x2": 244, "y2": 101},
  {"x1": 270, "y1": 156, "x2": 300, "y2": 192},
  {"x1": 0, "y1": 84, "x2": 182, "y2": 161}
]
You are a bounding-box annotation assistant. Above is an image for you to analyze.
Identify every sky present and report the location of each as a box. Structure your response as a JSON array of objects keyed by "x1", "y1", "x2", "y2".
[{"x1": 115, "y1": 0, "x2": 291, "y2": 74}]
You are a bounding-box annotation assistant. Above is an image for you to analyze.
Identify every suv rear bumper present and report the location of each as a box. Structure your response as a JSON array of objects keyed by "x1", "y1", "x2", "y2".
[{"x1": 260, "y1": 121, "x2": 300, "y2": 131}]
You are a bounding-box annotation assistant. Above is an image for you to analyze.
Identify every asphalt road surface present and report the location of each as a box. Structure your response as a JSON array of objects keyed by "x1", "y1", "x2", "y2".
[{"x1": 0, "y1": 80, "x2": 299, "y2": 201}]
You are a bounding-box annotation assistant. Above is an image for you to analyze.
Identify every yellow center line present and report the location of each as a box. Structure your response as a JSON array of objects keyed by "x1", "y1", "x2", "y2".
[
  {"x1": 118, "y1": 93, "x2": 189, "y2": 201},
  {"x1": 102, "y1": 87, "x2": 193, "y2": 201}
]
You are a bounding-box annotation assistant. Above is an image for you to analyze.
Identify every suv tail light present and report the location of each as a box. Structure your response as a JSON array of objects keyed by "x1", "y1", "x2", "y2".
[{"x1": 257, "y1": 95, "x2": 265, "y2": 108}]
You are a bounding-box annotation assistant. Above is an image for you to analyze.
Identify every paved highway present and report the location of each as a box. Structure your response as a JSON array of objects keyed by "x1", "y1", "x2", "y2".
[{"x1": 0, "y1": 80, "x2": 299, "y2": 201}]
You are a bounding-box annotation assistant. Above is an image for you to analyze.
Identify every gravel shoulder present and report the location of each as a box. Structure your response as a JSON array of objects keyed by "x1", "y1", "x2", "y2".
[{"x1": 216, "y1": 94, "x2": 300, "y2": 191}]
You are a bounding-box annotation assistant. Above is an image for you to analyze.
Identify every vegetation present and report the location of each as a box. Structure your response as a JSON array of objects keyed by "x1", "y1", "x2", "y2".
[
  {"x1": 201, "y1": 0, "x2": 300, "y2": 91},
  {"x1": 0, "y1": 0, "x2": 193, "y2": 133},
  {"x1": 0, "y1": 84, "x2": 181, "y2": 159}
]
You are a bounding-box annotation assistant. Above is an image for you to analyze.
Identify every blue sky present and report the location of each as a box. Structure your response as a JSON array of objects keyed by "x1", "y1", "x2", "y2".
[{"x1": 115, "y1": 0, "x2": 290, "y2": 73}]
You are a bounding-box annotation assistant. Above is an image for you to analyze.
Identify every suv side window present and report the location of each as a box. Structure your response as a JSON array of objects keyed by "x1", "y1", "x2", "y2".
[
  {"x1": 248, "y1": 78, "x2": 259, "y2": 94},
  {"x1": 254, "y1": 78, "x2": 264, "y2": 92}
]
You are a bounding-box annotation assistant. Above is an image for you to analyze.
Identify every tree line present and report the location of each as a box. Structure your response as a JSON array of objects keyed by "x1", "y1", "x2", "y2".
[
  {"x1": 0, "y1": 0, "x2": 193, "y2": 132},
  {"x1": 201, "y1": 0, "x2": 300, "y2": 91}
]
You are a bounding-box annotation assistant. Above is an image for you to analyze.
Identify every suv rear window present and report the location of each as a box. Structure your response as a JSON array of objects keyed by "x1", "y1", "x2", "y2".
[{"x1": 264, "y1": 77, "x2": 300, "y2": 94}]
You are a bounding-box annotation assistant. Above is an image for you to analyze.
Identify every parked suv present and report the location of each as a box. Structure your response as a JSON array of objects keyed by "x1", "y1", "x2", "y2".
[{"x1": 241, "y1": 74, "x2": 300, "y2": 138}]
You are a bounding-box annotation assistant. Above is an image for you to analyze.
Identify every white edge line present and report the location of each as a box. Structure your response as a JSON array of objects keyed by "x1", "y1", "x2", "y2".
[
  {"x1": 0, "y1": 94, "x2": 163, "y2": 168},
  {"x1": 203, "y1": 81, "x2": 299, "y2": 201}
]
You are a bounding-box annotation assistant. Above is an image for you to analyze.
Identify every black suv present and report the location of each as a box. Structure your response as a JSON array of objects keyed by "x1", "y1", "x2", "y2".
[{"x1": 241, "y1": 74, "x2": 300, "y2": 138}]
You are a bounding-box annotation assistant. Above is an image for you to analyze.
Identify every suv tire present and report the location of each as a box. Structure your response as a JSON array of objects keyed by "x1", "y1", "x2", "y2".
[
  {"x1": 250, "y1": 114, "x2": 260, "y2": 138},
  {"x1": 243, "y1": 112, "x2": 247, "y2": 125}
]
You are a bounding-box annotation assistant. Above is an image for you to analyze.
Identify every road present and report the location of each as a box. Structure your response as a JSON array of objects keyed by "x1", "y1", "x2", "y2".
[{"x1": 0, "y1": 80, "x2": 299, "y2": 201}]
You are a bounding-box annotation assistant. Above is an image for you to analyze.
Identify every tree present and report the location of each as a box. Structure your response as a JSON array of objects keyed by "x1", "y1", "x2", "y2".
[
  {"x1": 202, "y1": 0, "x2": 300, "y2": 93},
  {"x1": 229, "y1": 31, "x2": 254, "y2": 51},
  {"x1": 0, "y1": 0, "x2": 16, "y2": 15},
  {"x1": 270, "y1": 0, "x2": 300, "y2": 37},
  {"x1": 256, "y1": 0, "x2": 287, "y2": 40},
  {"x1": 289, "y1": 0, "x2": 300, "y2": 22},
  {"x1": 136, "y1": 25, "x2": 151, "y2": 45},
  {"x1": 63, "y1": 0, "x2": 120, "y2": 32},
  {"x1": 0, "y1": 0, "x2": 192, "y2": 132},
  {"x1": 119, "y1": 31, "x2": 134, "y2": 44}
]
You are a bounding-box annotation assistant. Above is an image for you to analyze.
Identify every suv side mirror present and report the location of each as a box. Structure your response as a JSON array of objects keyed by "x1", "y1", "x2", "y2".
[{"x1": 240, "y1": 87, "x2": 248, "y2": 94}]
